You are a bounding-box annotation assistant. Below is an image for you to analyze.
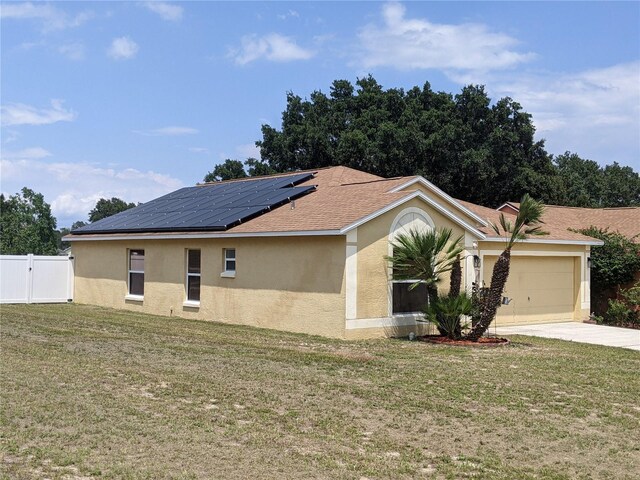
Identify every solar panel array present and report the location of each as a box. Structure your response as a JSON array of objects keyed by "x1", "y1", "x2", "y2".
[{"x1": 72, "y1": 172, "x2": 316, "y2": 234}]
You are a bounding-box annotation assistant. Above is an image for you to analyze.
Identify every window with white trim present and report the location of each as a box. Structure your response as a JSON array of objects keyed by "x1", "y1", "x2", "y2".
[
  {"x1": 389, "y1": 209, "x2": 433, "y2": 315},
  {"x1": 223, "y1": 248, "x2": 236, "y2": 275},
  {"x1": 186, "y1": 249, "x2": 201, "y2": 302},
  {"x1": 392, "y1": 281, "x2": 428, "y2": 314},
  {"x1": 128, "y1": 249, "x2": 145, "y2": 296}
]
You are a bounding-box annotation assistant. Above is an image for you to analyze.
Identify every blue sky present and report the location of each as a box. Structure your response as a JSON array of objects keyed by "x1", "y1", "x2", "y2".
[{"x1": 1, "y1": 1, "x2": 639, "y2": 227}]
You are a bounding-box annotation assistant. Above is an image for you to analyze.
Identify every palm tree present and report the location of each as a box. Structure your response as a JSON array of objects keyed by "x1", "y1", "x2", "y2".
[
  {"x1": 466, "y1": 194, "x2": 547, "y2": 341},
  {"x1": 387, "y1": 228, "x2": 464, "y2": 329}
]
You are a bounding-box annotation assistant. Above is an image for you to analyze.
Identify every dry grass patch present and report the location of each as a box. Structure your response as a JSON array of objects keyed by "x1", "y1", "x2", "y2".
[{"x1": 1, "y1": 304, "x2": 639, "y2": 479}]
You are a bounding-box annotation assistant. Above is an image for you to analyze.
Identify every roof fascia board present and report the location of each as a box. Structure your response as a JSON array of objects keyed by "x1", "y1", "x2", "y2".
[
  {"x1": 389, "y1": 177, "x2": 489, "y2": 227},
  {"x1": 65, "y1": 229, "x2": 343, "y2": 242},
  {"x1": 497, "y1": 202, "x2": 519, "y2": 212},
  {"x1": 481, "y1": 237, "x2": 604, "y2": 246},
  {"x1": 341, "y1": 191, "x2": 487, "y2": 239}
]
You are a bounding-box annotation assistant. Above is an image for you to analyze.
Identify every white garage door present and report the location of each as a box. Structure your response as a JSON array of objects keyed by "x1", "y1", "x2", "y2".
[{"x1": 483, "y1": 256, "x2": 576, "y2": 326}]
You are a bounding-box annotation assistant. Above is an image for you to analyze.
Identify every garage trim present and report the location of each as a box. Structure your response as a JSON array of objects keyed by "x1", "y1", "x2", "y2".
[{"x1": 479, "y1": 250, "x2": 589, "y2": 313}]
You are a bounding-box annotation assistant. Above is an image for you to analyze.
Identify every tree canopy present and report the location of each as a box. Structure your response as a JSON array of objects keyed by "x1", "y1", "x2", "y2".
[
  {"x1": 256, "y1": 76, "x2": 639, "y2": 208},
  {"x1": 554, "y1": 153, "x2": 640, "y2": 207},
  {"x1": 204, "y1": 159, "x2": 247, "y2": 182},
  {"x1": 89, "y1": 198, "x2": 137, "y2": 222},
  {"x1": 203, "y1": 158, "x2": 275, "y2": 182},
  {"x1": 57, "y1": 221, "x2": 87, "y2": 250},
  {"x1": 0, "y1": 188, "x2": 58, "y2": 255}
]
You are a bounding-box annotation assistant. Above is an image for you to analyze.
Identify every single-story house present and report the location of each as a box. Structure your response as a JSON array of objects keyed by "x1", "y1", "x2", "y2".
[{"x1": 67, "y1": 166, "x2": 604, "y2": 339}]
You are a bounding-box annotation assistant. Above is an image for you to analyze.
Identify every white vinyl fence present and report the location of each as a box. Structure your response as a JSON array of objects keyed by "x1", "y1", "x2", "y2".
[{"x1": 0, "y1": 255, "x2": 74, "y2": 304}]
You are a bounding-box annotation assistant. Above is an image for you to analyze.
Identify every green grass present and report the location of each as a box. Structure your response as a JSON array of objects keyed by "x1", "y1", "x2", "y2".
[{"x1": 1, "y1": 304, "x2": 639, "y2": 479}]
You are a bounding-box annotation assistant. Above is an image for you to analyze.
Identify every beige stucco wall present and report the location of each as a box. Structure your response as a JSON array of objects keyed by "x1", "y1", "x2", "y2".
[
  {"x1": 72, "y1": 236, "x2": 346, "y2": 338},
  {"x1": 71, "y1": 198, "x2": 593, "y2": 339},
  {"x1": 346, "y1": 197, "x2": 592, "y2": 337},
  {"x1": 356, "y1": 197, "x2": 468, "y2": 320}
]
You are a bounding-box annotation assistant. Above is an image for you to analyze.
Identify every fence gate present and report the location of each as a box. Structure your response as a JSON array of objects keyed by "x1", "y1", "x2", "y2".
[{"x1": 0, "y1": 255, "x2": 74, "y2": 304}]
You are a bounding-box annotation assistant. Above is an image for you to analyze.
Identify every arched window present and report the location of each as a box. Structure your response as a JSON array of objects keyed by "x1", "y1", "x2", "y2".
[{"x1": 388, "y1": 208, "x2": 434, "y2": 315}]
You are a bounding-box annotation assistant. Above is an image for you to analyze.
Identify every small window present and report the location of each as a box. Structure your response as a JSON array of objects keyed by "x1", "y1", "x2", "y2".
[
  {"x1": 224, "y1": 248, "x2": 236, "y2": 273},
  {"x1": 392, "y1": 282, "x2": 427, "y2": 314},
  {"x1": 129, "y1": 249, "x2": 145, "y2": 296},
  {"x1": 186, "y1": 249, "x2": 201, "y2": 302}
]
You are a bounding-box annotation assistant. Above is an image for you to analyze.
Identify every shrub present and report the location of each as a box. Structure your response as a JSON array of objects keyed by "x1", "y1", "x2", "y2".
[
  {"x1": 621, "y1": 283, "x2": 640, "y2": 309},
  {"x1": 601, "y1": 299, "x2": 633, "y2": 326},
  {"x1": 600, "y1": 282, "x2": 640, "y2": 329},
  {"x1": 422, "y1": 293, "x2": 473, "y2": 339}
]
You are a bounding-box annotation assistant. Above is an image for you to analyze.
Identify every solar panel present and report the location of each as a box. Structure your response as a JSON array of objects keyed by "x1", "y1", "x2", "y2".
[{"x1": 72, "y1": 172, "x2": 316, "y2": 234}]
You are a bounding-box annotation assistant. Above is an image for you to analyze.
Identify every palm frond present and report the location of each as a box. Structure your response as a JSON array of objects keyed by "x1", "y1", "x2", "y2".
[
  {"x1": 386, "y1": 227, "x2": 463, "y2": 287},
  {"x1": 490, "y1": 221, "x2": 502, "y2": 237},
  {"x1": 508, "y1": 194, "x2": 548, "y2": 248}
]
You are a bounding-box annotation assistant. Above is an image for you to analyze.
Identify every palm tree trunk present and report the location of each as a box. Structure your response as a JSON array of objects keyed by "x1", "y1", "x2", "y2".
[
  {"x1": 449, "y1": 255, "x2": 461, "y2": 298},
  {"x1": 467, "y1": 248, "x2": 511, "y2": 341}
]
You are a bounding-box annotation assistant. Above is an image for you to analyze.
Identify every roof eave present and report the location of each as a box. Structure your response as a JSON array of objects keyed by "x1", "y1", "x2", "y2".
[
  {"x1": 340, "y1": 190, "x2": 487, "y2": 239},
  {"x1": 496, "y1": 202, "x2": 520, "y2": 212},
  {"x1": 388, "y1": 177, "x2": 490, "y2": 227},
  {"x1": 481, "y1": 237, "x2": 604, "y2": 246},
  {"x1": 64, "y1": 229, "x2": 344, "y2": 242}
]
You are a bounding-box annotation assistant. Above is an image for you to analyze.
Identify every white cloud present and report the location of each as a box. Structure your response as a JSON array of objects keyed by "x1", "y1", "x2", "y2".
[
  {"x1": 1, "y1": 147, "x2": 52, "y2": 160},
  {"x1": 2, "y1": 130, "x2": 20, "y2": 144},
  {"x1": 277, "y1": 10, "x2": 299, "y2": 20},
  {"x1": 142, "y1": 2, "x2": 183, "y2": 22},
  {"x1": 17, "y1": 41, "x2": 44, "y2": 51},
  {"x1": 230, "y1": 33, "x2": 314, "y2": 65},
  {"x1": 356, "y1": 2, "x2": 534, "y2": 72},
  {"x1": 134, "y1": 126, "x2": 199, "y2": 136},
  {"x1": 0, "y1": 154, "x2": 183, "y2": 224},
  {"x1": 0, "y1": 99, "x2": 76, "y2": 127},
  {"x1": 189, "y1": 147, "x2": 210, "y2": 154},
  {"x1": 468, "y1": 61, "x2": 640, "y2": 166},
  {"x1": 0, "y1": 2, "x2": 92, "y2": 32},
  {"x1": 58, "y1": 42, "x2": 85, "y2": 61},
  {"x1": 107, "y1": 36, "x2": 139, "y2": 60},
  {"x1": 236, "y1": 143, "x2": 260, "y2": 159}
]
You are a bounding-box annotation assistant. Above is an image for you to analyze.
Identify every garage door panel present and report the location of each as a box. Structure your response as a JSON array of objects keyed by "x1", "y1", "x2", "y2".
[
  {"x1": 484, "y1": 256, "x2": 576, "y2": 326},
  {"x1": 505, "y1": 290, "x2": 574, "y2": 307},
  {"x1": 513, "y1": 260, "x2": 573, "y2": 274},
  {"x1": 495, "y1": 305, "x2": 574, "y2": 322},
  {"x1": 496, "y1": 304, "x2": 573, "y2": 316},
  {"x1": 511, "y1": 272, "x2": 573, "y2": 289},
  {"x1": 497, "y1": 312, "x2": 572, "y2": 325}
]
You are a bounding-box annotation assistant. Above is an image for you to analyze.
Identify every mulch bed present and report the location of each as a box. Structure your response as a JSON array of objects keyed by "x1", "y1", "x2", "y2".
[{"x1": 419, "y1": 335, "x2": 510, "y2": 347}]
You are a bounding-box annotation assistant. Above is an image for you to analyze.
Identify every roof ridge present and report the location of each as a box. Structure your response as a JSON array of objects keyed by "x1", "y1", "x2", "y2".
[
  {"x1": 198, "y1": 168, "x2": 321, "y2": 186},
  {"x1": 543, "y1": 204, "x2": 640, "y2": 211},
  {"x1": 339, "y1": 177, "x2": 407, "y2": 187},
  {"x1": 197, "y1": 165, "x2": 387, "y2": 187}
]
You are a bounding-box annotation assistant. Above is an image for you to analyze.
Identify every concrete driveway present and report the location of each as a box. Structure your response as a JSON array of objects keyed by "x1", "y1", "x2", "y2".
[{"x1": 494, "y1": 322, "x2": 640, "y2": 351}]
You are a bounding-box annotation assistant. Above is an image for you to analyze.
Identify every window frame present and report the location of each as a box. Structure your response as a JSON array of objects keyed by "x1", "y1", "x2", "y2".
[
  {"x1": 127, "y1": 249, "x2": 145, "y2": 300},
  {"x1": 221, "y1": 248, "x2": 236, "y2": 278},
  {"x1": 185, "y1": 249, "x2": 201, "y2": 305},
  {"x1": 391, "y1": 279, "x2": 428, "y2": 315},
  {"x1": 387, "y1": 208, "x2": 435, "y2": 317}
]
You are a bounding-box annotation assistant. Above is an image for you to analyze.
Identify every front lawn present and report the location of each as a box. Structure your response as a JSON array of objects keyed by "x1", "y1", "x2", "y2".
[{"x1": 1, "y1": 304, "x2": 639, "y2": 479}]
